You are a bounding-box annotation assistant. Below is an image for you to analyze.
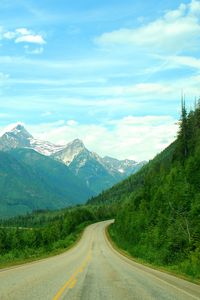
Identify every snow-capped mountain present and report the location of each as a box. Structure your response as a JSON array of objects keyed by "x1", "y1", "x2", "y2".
[
  {"x1": 30, "y1": 139, "x2": 65, "y2": 156},
  {"x1": 0, "y1": 124, "x2": 65, "y2": 155},
  {"x1": 52, "y1": 139, "x2": 86, "y2": 166},
  {"x1": 102, "y1": 156, "x2": 146, "y2": 177},
  {"x1": 0, "y1": 123, "x2": 146, "y2": 194},
  {"x1": 52, "y1": 139, "x2": 144, "y2": 177},
  {"x1": 52, "y1": 139, "x2": 117, "y2": 193},
  {"x1": 0, "y1": 124, "x2": 33, "y2": 151},
  {"x1": 52, "y1": 139, "x2": 146, "y2": 194},
  {"x1": 0, "y1": 123, "x2": 147, "y2": 217},
  {"x1": 53, "y1": 138, "x2": 105, "y2": 170}
]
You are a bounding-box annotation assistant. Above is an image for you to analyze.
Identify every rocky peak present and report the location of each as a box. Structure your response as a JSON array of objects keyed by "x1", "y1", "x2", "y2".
[
  {"x1": 68, "y1": 138, "x2": 85, "y2": 149},
  {"x1": 9, "y1": 124, "x2": 33, "y2": 139},
  {"x1": 52, "y1": 138, "x2": 86, "y2": 166},
  {"x1": 0, "y1": 124, "x2": 32, "y2": 151}
]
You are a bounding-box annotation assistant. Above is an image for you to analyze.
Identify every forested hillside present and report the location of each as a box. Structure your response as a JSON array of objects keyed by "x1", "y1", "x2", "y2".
[
  {"x1": 89, "y1": 101, "x2": 200, "y2": 280},
  {"x1": 0, "y1": 148, "x2": 92, "y2": 218}
]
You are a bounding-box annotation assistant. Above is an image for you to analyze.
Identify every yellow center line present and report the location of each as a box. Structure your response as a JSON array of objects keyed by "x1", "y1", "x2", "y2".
[
  {"x1": 69, "y1": 278, "x2": 77, "y2": 289},
  {"x1": 52, "y1": 248, "x2": 92, "y2": 300}
]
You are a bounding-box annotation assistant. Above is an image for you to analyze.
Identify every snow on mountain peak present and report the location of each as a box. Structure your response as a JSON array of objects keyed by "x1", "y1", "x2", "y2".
[
  {"x1": 69, "y1": 138, "x2": 85, "y2": 148},
  {"x1": 10, "y1": 124, "x2": 33, "y2": 138},
  {"x1": 11, "y1": 123, "x2": 24, "y2": 131},
  {"x1": 0, "y1": 123, "x2": 146, "y2": 179},
  {"x1": 0, "y1": 123, "x2": 33, "y2": 151},
  {"x1": 52, "y1": 138, "x2": 86, "y2": 165},
  {"x1": 30, "y1": 139, "x2": 66, "y2": 156},
  {"x1": 0, "y1": 123, "x2": 67, "y2": 155},
  {"x1": 1, "y1": 122, "x2": 24, "y2": 137}
]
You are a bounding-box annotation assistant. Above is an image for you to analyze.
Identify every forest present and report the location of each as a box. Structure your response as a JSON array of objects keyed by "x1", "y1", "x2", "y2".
[
  {"x1": 0, "y1": 205, "x2": 112, "y2": 267},
  {"x1": 90, "y1": 100, "x2": 200, "y2": 280}
]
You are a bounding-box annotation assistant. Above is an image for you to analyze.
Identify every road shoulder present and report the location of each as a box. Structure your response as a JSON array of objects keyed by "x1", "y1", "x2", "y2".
[{"x1": 105, "y1": 223, "x2": 200, "y2": 299}]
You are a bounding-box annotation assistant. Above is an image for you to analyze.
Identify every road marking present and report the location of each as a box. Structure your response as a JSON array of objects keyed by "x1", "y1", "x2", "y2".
[
  {"x1": 52, "y1": 249, "x2": 92, "y2": 300},
  {"x1": 69, "y1": 278, "x2": 77, "y2": 289}
]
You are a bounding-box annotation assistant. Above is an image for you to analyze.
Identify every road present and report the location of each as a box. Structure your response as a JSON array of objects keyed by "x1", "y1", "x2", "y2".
[{"x1": 0, "y1": 220, "x2": 200, "y2": 300}]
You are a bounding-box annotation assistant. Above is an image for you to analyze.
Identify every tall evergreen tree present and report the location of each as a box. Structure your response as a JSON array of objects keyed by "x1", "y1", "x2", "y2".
[{"x1": 178, "y1": 96, "x2": 189, "y2": 160}]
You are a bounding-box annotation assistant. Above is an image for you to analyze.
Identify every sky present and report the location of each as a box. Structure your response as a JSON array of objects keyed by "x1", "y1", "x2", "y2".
[{"x1": 0, "y1": 0, "x2": 200, "y2": 161}]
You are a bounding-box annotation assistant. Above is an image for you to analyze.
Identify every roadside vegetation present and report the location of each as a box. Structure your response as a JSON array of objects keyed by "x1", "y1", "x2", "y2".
[
  {"x1": 0, "y1": 205, "x2": 112, "y2": 268},
  {"x1": 89, "y1": 100, "x2": 200, "y2": 282}
]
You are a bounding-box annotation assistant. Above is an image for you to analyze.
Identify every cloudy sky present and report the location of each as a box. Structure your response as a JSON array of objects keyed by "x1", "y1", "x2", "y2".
[{"x1": 0, "y1": 0, "x2": 200, "y2": 161}]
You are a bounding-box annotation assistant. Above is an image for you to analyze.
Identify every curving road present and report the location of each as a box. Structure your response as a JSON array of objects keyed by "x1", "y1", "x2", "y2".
[{"x1": 0, "y1": 220, "x2": 200, "y2": 300}]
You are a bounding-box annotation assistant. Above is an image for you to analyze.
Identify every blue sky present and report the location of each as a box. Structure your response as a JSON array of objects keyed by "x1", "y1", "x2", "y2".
[{"x1": 0, "y1": 0, "x2": 200, "y2": 160}]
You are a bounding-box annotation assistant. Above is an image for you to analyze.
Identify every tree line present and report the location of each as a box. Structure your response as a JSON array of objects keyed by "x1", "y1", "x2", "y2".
[
  {"x1": 0, "y1": 205, "x2": 113, "y2": 265},
  {"x1": 90, "y1": 100, "x2": 200, "y2": 280}
]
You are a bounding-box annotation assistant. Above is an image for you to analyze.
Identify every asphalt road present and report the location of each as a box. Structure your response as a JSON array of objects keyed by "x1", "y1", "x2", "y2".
[{"x1": 0, "y1": 220, "x2": 200, "y2": 300}]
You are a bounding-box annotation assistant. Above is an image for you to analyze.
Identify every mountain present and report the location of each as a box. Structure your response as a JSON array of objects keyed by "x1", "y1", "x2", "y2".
[
  {"x1": 0, "y1": 124, "x2": 65, "y2": 155},
  {"x1": 0, "y1": 124, "x2": 146, "y2": 196},
  {"x1": 0, "y1": 148, "x2": 92, "y2": 218},
  {"x1": 52, "y1": 139, "x2": 86, "y2": 165},
  {"x1": 53, "y1": 139, "x2": 145, "y2": 194},
  {"x1": 88, "y1": 102, "x2": 200, "y2": 280},
  {"x1": 0, "y1": 124, "x2": 33, "y2": 151},
  {"x1": 29, "y1": 139, "x2": 65, "y2": 156},
  {"x1": 102, "y1": 156, "x2": 146, "y2": 177},
  {"x1": 52, "y1": 139, "x2": 118, "y2": 194}
]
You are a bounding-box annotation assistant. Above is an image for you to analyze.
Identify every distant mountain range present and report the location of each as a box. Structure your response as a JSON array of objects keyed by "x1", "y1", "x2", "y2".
[
  {"x1": 0, "y1": 149, "x2": 92, "y2": 218},
  {"x1": 0, "y1": 124, "x2": 65, "y2": 155},
  {"x1": 0, "y1": 124, "x2": 146, "y2": 217}
]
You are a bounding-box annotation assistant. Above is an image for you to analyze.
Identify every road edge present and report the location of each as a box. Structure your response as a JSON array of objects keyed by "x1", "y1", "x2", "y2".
[
  {"x1": 0, "y1": 223, "x2": 87, "y2": 272},
  {"x1": 104, "y1": 223, "x2": 200, "y2": 299}
]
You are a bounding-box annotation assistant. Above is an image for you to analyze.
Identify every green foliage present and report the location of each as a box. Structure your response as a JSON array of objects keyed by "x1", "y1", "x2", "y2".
[
  {"x1": 0, "y1": 205, "x2": 112, "y2": 266},
  {"x1": 89, "y1": 102, "x2": 200, "y2": 280},
  {"x1": 0, "y1": 148, "x2": 92, "y2": 218}
]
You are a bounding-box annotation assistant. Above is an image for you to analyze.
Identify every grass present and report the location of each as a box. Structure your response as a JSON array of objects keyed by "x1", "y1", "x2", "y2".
[{"x1": 106, "y1": 224, "x2": 200, "y2": 286}]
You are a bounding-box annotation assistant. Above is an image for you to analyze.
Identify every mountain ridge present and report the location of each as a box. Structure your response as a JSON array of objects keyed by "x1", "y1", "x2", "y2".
[
  {"x1": 0, "y1": 124, "x2": 146, "y2": 195},
  {"x1": 0, "y1": 148, "x2": 92, "y2": 218},
  {"x1": 0, "y1": 124, "x2": 66, "y2": 156}
]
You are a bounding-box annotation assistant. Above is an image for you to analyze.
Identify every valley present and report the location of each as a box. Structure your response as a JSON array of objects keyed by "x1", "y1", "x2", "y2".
[{"x1": 0, "y1": 124, "x2": 145, "y2": 218}]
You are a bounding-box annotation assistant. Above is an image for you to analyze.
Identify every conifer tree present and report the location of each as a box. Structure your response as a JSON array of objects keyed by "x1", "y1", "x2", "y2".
[{"x1": 178, "y1": 96, "x2": 189, "y2": 160}]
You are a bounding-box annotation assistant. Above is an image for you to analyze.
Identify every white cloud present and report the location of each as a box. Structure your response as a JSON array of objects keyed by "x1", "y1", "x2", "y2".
[
  {"x1": 0, "y1": 72, "x2": 9, "y2": 87},
  {"x1": 161, "y1": 55, "x2": 200, "y2": 70},
  {"x1": 16, "y1": 28, "x2": 32, "y2": 35},
  {"x1": 95, "y1": 0, "x2": 200, "y2": 54},
  {"x1": 54, "y1": 83, "x2": 174, "y2": 101},
  {"x1": 67, "y1": 120, "x2": 78, "y2": 126},
  {"x1": 41, "y1": 111, "x2": 52, "y2": 117},
  {"x1": 3, "y1": 31, "x2": 16, "y2": 39},
  {"x1": 15, "y1": 35, "x2": 45, "y2": 45},
  {"x1": 24, "y1": 45, "x2": 44, "y2": 55},
  {"x1": 31, "y1": 47, "x2": 44, "y2": 54},
  {"x1": 2, "y1": 27, "x2": 46, "y2": 45},
  {"x1": 107, "y1": 83, "x2": 173, "y2": 97},
  {"x1": 0, "y1": 113, "x2": 10, "y2": 119},
  {"x1": 189, "y1": 0, "x2": 200, "y2": 15},
  {"x1": 29, "y1": 115, "x2": 177, "y2": 161}
]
